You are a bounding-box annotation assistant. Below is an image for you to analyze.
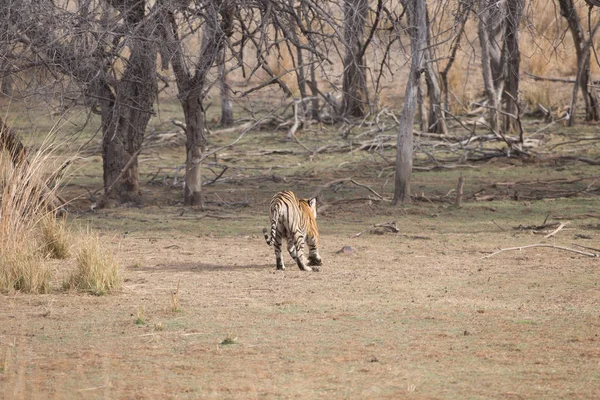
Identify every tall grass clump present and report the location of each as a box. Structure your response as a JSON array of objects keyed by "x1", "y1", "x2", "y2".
[
  {"x1": 64, "y1": 232, "x2": 121, "y2": 296},
  {"x1": 40, "y1": 214, "x2": 70, "y2": 259},
  {"x1": 0, "y1": 126, "x2": 65, "y2": 293}
]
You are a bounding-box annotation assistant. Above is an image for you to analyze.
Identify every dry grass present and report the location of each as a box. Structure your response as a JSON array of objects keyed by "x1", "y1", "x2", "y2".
[
  {"x1": 40, "y1": 213, "x2": 70, "y2": 259},
  {"x1": 170, "y1": 281, "x2": 182, "y2": 312},
  {"x1": 64, "y1": 231, "x2": 121, "y2": 295},
  {"x1": 0, "y1": 249, "x2": 50, "y2": 294},
  {"x1": 0, "y1": 133, "x2": 62, "y2": 293}
]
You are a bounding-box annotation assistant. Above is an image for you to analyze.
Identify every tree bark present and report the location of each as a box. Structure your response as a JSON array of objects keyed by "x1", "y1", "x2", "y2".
[
  {"x1": 478, "y1": 0, "x2": 503, "y2": 133},
  {"x1": 502, "y1": 0, "x2": 523, "y2": 133},
  {"x1": 219, "y1": 47, "x2": 234, "y2": 126},
  {"x1": 182, "y1": 98, "x2": 205, "y2": 206},
  {"x1": 393, "y1": 0, "x2": 427, "y2": 205},
  {"x1": 342, "y1": 0, "x2": 369, "y2": 118}
]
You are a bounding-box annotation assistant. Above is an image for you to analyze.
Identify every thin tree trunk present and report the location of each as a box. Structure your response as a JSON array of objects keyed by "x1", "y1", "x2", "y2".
[
  {"x1": 393, "y1": 0, "x2": 427, "y2": 205},
  {"x1": 287, "y1": 0, "x2": 308, "y2": 116},
  {"x1": 162, "y1": 2, "x2": 228, "y2": 207},
  {"x1": 558, "y1": 0, "x2": 600, "y2": 124},
  {"x1": 478, "y1": 0, "x2": 502, "y2": 133},
  {"x1": 182, "y1": 98, "x2": 206, "y2": 206},
  {"x1": 219, "y1": 47, "x2": 234, "y2": 126},
  {"x1": 423, "y1": 8, "x2": 447, "y2": 135},
  {"x1": 308, "y1": 50, "x2": 320, "y2": 120},
  {"x1": 440, "y1": 0, "x2": 472, "y2": 113},
  {"x1": 502, "y1": 0, "x2": 523, "y2": 133},
  {"x1": 417, "y1": 74, "x2": 427, "y2": 132},
  {"x1": 342, "y1": 0, "x2": 369, "y2": 118}
]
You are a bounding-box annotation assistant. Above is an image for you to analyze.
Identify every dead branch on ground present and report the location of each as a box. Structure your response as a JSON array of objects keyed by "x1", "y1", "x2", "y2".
[
  {"x1": 543, "y1": 222, "x2": 567, "y2": 238},
  {"x1": 352, "y1": 221, "x2": 399, "y2": 238},
  {"x1": 482, "y1": 244, "x2": 598, "y2": 259}
]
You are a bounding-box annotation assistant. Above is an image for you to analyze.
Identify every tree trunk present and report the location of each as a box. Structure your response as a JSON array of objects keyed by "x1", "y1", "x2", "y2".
[
  {"x1": 502, "y1": 0, "x2": 523, "y2": 133},
  {"x1": 219, "y1": 47, "x2": 234, "y2": 126},
  {"x1": 417, "y1": 74, "x2": 428, "y2": 132},
  {"x1": 478, "y1": 0, "x2": 503, "y2": 133},
  {"x1": 182, "y1": 98, "x2": 206, "y2": 207},
  {"x1": 308, "y1": 50, "x2": 320, "y2": 120},
  {"x1": 100, "y1": 32, "x2": 157, "y2": 206},
  {"x1": 393, "y1": 0, "x2": 427, "y2": 205},
  {"x1": 424, "y1": 61, "x2": 447, "y2": 134},
  {"x1": 342, "y1": 0, "x2": 369, "y2": 118},
  {"x1": 162, "y1": 2, "x2": 228, "y2": 207},
  {"x1": 304, "y1": 3, "x2": 320, "y2": 120},
  {"x1": 440, "y1": 0, "x2": 471, "y2": 113},
  {"x1": 424, "y1": 8, "x2": 447, "y2": 135},
  {"x1": 558, "y1": 0, "x2": 599, "y2": 124},
  {"x1": 485, "y1": 0, "x2": 505, "y2": 91}
]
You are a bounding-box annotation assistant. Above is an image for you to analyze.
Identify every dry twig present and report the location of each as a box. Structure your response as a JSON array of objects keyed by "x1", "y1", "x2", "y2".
[{"x1": 543, "y1": 222, "x2": 566, "y2": 239}]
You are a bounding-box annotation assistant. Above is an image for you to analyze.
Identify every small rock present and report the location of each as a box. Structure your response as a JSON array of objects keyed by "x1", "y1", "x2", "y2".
[{"x1": 337, "y1": 246, "x2": 356, "y2": 255}]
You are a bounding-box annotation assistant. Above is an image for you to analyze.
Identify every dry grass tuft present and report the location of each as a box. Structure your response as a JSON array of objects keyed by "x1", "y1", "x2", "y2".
[
  {"x1": 220, "y1": 333, "x2": 237, "y2": 346},
  {"x1": 135, "y1": 307, "x2": 146, "y2": 325},
  {"x1": 64, "y1": 232, "x2": 121, "y2": 295},
  {"x1": 0, "y1": 249, "x2": 50, "y2": 294},
  {"x1": 170, "y1": 281, "x2": 182, "y2": 313},
  {"x1": 40, "y1": 214, "x2": 70, "y2": 259}
]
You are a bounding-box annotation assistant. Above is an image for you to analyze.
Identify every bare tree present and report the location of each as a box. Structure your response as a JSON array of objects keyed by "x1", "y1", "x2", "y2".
[
  {"x1": 159, "y1": 1, "x2": 233, "y2": 207},
  {"x1": 8, "y1": 1, "x2": 159, "y2": 207},
  {"x1": 393, "y1": 0, "x2": 427, "y2": 205}
]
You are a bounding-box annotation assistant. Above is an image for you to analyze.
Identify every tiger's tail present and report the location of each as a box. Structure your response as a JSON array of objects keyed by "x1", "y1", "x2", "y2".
[{"x1": 263, "y1": 207, "x2": 279, "y2": 246}]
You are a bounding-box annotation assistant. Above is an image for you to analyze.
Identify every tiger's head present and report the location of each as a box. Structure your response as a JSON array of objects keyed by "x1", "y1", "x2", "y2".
[{"x1": 298, "y1": 197, "x2": 319, "y2": 240}]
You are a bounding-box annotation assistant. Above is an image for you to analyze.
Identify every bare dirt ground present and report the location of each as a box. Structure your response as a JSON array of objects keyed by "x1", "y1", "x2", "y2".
[
  {"x1": 1, "y1": 195, "x2": 599, "y2": 399},
  {"x1": 1, "y1": 107, "x2": 600, "y2": 399}
]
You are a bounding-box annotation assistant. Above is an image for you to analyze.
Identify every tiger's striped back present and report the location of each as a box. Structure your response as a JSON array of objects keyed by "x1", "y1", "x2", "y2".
[{"x1": 263, "y1": 190, "x2": 322, "y2": 271}]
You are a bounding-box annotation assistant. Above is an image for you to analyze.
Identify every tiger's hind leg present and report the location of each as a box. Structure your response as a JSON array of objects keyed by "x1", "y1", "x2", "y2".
[
  {"x1": 274, "y1": 234, "x2": 285, "y2": 270},
  {"x1": 287, "y1": 237, "x2": 298, "y2": 261},
  {"x1": 292, "y1": 232, "x2": 312, "y2": 271}
]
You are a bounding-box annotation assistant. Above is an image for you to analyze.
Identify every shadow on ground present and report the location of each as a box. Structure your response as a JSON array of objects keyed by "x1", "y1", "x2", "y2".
[{"x1": 130, "y1": 262, "x2": 272, "y2": 273}]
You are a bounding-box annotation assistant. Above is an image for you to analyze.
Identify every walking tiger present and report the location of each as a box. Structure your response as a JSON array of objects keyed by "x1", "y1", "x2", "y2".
[{"x1": 263, "y1": 190, "x2": 322, "y2": 271}]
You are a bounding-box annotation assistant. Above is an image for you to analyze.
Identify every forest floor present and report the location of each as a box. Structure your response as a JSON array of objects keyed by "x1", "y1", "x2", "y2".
[{"x1": 1, "y1": 104, "x2": 600, "y2": 399}]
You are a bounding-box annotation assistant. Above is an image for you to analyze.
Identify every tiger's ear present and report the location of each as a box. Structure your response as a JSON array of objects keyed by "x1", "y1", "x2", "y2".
[{"x1": 308, "y1": 198, "x2": 317, "y2": 218}]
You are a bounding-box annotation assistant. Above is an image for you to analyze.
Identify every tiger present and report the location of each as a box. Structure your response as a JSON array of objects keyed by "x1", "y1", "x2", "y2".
[{"x1": 263, "y1": 190, "x2": 322, "y2": 272}]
